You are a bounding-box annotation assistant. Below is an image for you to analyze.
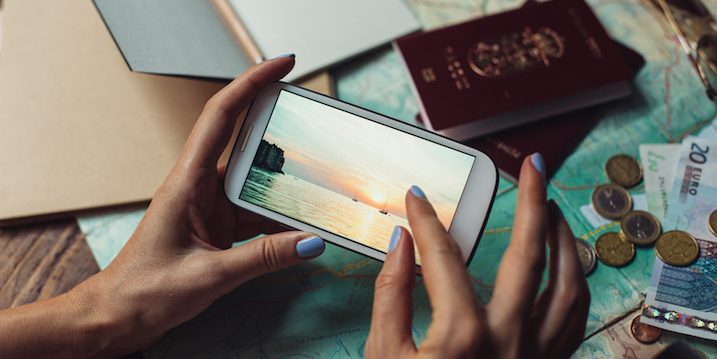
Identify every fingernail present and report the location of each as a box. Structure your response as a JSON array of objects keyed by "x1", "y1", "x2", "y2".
[
  {"x1": 410, "y1": 185, "x2": 427, "y2": 200},
  {"x1": 267, "y1": 53, "x2": 295, "y2": 60},
  {"x1": 548, "y1": 199, "x2": 564, "y2": 218},
  {"x1": 296, "y1": 235, "x2": 325, "y2": 258},
  {"x1": 388, "y1": 226, "x2": 401, "y2": 252},
  {"x1": 531, "y1": 153, "x2": 545, "y2": 176}
]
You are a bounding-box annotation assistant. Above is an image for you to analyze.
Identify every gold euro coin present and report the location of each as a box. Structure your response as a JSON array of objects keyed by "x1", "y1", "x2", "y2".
[
  {"x1": 605, "y1": 154, "x2": 642, "y2": 188},
  {"x1": 592, "y1": 184, "x2": 633, "y2": 220},
  {"x1": 620, "y1": 210, "x2": 662, "y2": 246},
  {"x1": 575, "y1": 238, "x2": 596, "y2": 275},
  {"x1": 655, "y1": 231, "x2": 699, "y2": 267},
  {"x1": 595, "y1": 232, "x2": 635, "y2": 267},
  {"x1": 709, "y1": 209, "x2": 717, "y2": 238}
]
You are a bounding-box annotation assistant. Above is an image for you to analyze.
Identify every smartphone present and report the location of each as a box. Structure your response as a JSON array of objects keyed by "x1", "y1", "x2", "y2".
[{"x1": 224, "y1": 82, "x2": 498, "y2": 266}]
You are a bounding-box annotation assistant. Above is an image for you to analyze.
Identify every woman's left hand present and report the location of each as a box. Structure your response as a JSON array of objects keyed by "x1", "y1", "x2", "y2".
[{"x1": 0, "y1": 55, "x2": 326, "y2": 358}]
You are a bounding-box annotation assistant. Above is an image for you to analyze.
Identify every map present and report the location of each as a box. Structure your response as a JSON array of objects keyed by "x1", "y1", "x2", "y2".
[{"x1": 77, "y1": 0, "x2": 717, "y2": 357}]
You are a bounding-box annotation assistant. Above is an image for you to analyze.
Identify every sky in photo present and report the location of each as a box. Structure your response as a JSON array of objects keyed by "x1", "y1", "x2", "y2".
[{"x1": 260, "y1": 90, "x2": 475, "y2": 226}]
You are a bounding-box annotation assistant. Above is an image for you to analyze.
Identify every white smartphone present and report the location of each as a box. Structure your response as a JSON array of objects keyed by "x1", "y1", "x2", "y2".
[{"x1": 224, "y1": 82, "x2": 498, "y2": 266}]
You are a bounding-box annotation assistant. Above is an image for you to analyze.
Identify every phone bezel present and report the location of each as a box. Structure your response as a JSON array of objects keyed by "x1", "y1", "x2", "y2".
[{"x1": 224, "y1": 82, "x2": 498, "y2": 267}]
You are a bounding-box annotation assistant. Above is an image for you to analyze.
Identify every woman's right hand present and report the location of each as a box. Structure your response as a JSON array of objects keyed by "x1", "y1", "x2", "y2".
[{"x1": 365, "y1": 154, "x2": 590, "y2": 359}]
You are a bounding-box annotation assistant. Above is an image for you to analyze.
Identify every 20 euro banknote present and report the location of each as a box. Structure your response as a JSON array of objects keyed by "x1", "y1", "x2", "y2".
[
  {"x1": 639, "y1": 144, "x2": 680, "y2": 222},
  {"x1": 643, "y1": 137, "x2": 717, "y2": 341}
]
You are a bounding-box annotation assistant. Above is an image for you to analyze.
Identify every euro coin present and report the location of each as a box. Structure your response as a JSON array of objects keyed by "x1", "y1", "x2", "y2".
[
  {"x1": 606, "y1": 154, "x2": 642, "y2": 188},
  {"x1": 575, "y1": 238, "x2": 596, "y2": 275},
  {"x1": 709, "y1": 209, "x2": 717, "y2": 238},
  {"x1": 620, "y1": 210, "x2": 662, "y2": 246},
  {"x1": 630, "y1": 316, "x2": 662, "y2": 344},
  {"x1": 592, "y1": 184, "x2": 633, "y2": 220},
  {"x1": 655, "y1": 231, "x2": 699, "y2": 267},
  {"x1": 595, "y1": 232, "x2": 635, "y2": 267}
]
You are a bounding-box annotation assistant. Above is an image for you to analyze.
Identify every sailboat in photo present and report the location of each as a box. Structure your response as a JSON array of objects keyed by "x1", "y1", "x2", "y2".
[{"x1": 379, "y1": 194, "x2": 390, "y2": 215}]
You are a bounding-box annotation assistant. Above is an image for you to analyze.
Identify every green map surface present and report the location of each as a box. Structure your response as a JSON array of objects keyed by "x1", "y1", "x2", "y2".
[{"x1": 78, "y1": 0, "x2": 717, "y2": 357}]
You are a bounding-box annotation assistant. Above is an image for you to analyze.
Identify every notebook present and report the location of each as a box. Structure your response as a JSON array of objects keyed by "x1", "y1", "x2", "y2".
[
  {"x1": 0, "y1": 0, "x2": 334, "y2": 226},
  {"x1": 93, "y1": 0, "x2": 421, "y2": 81}
]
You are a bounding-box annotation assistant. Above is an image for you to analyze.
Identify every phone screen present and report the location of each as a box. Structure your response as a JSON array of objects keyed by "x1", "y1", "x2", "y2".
[{"x1": 240, "y1": 90, "x2": 475, "y2": 257}]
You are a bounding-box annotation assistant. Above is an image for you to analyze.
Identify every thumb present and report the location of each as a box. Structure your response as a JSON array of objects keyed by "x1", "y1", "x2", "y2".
[{"x1": 214, "y1": 231, "x2": 324, "y2": 286}]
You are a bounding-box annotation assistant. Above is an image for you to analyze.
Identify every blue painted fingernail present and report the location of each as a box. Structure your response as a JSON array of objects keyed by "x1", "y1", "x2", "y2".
[
  {"x1": 267, "y1": 53, "x2": 295, "y2": 60},
  {"x1": 388, "y1": 226, "x2": 401, "y2": 252},
  {"x1": 296, "y1": 235, "x2": 325, "y2": 258},
  {"x1": 410, "y1": 185, "x2": 427, "y2": 200},
  {"x1": 531, "y1": 153, "x2": 545, "y2": 176}
]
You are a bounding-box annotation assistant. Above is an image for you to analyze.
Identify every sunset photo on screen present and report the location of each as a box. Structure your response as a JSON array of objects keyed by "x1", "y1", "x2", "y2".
[{"x1": 240, "y1": 90, "x2": 475, "y2": 254}]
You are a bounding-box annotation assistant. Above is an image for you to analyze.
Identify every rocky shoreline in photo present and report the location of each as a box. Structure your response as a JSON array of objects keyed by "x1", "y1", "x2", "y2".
[{"x1": 252, "y1": 139, "x2": 285, "y2": 173}]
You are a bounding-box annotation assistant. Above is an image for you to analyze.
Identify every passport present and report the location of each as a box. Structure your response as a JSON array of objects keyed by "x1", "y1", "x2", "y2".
[
  {"x1": 461, "y1": 37, "x2": 645, "y2": 182},
  {"x1": 416, "y1": 107, "x2": 598, "y2": 182},
  {"x1": 394, "y1": 0, "x2": 633, "y2": 140}
]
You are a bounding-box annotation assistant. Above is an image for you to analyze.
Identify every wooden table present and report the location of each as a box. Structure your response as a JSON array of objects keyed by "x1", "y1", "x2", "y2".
[
  {"x1": 0, "y1": 221, "x2": 143, "y2": 359},
  {"x1": 0, "y1": 220, "x2": 98, "y2": 309}
]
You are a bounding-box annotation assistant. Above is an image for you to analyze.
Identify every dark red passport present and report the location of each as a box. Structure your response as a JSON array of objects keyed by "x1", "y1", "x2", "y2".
[
  {"x1": 395, "y1": 0, "x2": 633, "y2": 141},
  {"x1": 460, "y1": 38, "x2": 645, "y2": 182},
  {"x1": 460, "y1": 108, "x2": 599, "y2": 183}
]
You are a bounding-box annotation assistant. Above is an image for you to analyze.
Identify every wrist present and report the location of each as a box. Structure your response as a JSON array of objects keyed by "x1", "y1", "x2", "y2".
[
  {"x1": 0, "y1": 273, "x2": 131, "y2": 358},
  {"x1": 62, "y1": 281, "x2": 115, "y2": 357},
  {"x1": 63, "y1": 273, "x2": 135, "y2": 357}
]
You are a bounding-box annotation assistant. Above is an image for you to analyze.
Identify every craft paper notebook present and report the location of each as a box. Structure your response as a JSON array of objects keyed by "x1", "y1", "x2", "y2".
[
  {"x1": 394, "y1": 0, "x2": 632, "y2": 140},
  {"x1": 0, "y1": 0, "x2": 334, "y2": 226},
  {"x1": 93, "y1": 0, "x2": 421, "y2": 81}
]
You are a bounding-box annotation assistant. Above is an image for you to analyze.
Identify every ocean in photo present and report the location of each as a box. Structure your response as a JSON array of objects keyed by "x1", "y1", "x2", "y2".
[{"x1": 240, "y1": 167, "x2": 411, "y2": 254}]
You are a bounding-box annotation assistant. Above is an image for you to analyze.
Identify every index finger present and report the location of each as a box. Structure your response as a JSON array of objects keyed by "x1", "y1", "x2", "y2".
[
  {"x1": 180, "y1": 56, "x2": 295, "y2": 169},
  {"x1": 405, "y1": 186, "x2": 479, "y2": 321}
]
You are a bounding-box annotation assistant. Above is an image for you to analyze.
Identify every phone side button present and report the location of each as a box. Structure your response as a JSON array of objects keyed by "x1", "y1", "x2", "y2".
[{"x1": 239, "y1": 125, "x2": 253, "y2": 152}]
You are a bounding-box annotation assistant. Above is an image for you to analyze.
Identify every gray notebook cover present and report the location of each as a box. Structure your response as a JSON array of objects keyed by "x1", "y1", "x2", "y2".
[
  {"x1": 94, "y1": 0, "x2": 252, "y2": 79},
  {"x1": 94, "y1": 0, "x2": 420, "y2": 81}
]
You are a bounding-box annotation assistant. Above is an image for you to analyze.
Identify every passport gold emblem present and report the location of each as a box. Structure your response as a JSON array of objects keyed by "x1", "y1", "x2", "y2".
[
  {"x1": 421, "y1": 68, "x2": 437, "y2": 83},
  {"x1": 467, "y1": 27, "x2": 566, "y2": 78}
]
